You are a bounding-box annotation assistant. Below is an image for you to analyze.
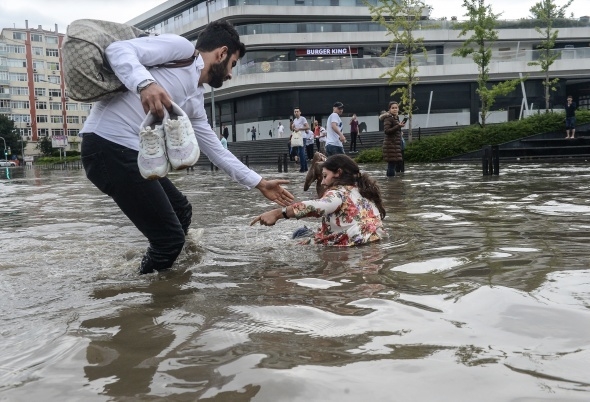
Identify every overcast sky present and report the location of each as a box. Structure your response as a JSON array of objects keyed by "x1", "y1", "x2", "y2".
[{"x1": 0, "y1": 0, "x2": 587, "y2": 34}]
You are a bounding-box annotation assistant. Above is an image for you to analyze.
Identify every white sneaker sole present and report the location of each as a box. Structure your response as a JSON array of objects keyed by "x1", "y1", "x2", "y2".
[
  {"x1": 138, "y1": 109, "x2": 169, "y2": 180},
  {"x1": 165, "y1": 102, "x2": 200, "y2": 170}
]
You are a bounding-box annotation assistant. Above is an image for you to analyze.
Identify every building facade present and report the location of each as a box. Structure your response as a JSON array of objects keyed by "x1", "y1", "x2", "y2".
[
  {"x1": 128, "y1": 0, "x2": 590, "y2": 143},
  {"x1": 0, "y1": 22, "x2": 90, "y2": 155}
]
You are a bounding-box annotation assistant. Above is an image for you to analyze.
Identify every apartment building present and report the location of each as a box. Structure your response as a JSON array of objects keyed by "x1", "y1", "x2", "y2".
[
  {"x1": 128, "y1": 0, "x2": 590, "y2": 142},
  {"x1": 0, "y1": 22, "x2": 90, "y2": 154}
]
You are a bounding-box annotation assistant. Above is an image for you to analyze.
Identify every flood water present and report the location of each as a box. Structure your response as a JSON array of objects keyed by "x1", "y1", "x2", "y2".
[{"x1": 1, "y1": 162, "x2": 589, "y2": 401}]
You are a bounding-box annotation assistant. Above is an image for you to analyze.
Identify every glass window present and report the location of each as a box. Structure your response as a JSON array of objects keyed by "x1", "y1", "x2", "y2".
[
  {"x1": 33, "y1": 74, "x2": 46, "y2": 82},
  {"x1": 67, "y1": 129, "x2": 80, "y2": 137},
  {"x1": 50, "y1": 102, "x2": 62, "y2": 110},
  {"x1": 67, "y1": 116, "x2": 80, "y2": 124},
  {"x1": 35, "y1": 88, "x2": 47, "y2": 97},
  {"x1": 13, "y1": 32, "x2": 26, "y2": 40},
  {"x1": 52, "y1": 129, "x2": 64, "y2": 136},
  {"x1": 47, "y1": 61, "x2": 60, "y2": 71},
  {"x1": 9, "y1": 87, "x2": 29, "y2": 96},
  {"x1": 46, "y1": 36, "x2": 58, "y2": 44},
  {"x1": 7, "y1": 45, "x2": 25, "y2": 54},
  {"x1": 33, "y1": 60, "x2": 45, "y2": 69},
  {"x1": 51, "y1": 115, "x2": 63, "y2": 124},
  {"x1": 10, "y1": 100, "x2": 29, "y2": 109},
  {"x1": 9, "y1": 73, "x2": 27, "y2": 81},
  {"x1": 66, "y1": 103, "x2": 78, "y2": 111},
  {"x1": 37, "y1": 115, "x2": 48, "y2": 123},
  {"x1": 31, "y1": 33, "x2": 43, "y2": 42},
  {"x1": 47, "y1": 75, "x2": 60, "y2": 84},
  {"x1": 36, "y1": 101, "x2": 47, "y2": 109},
  {"x1": 7, "y1": 59, "x2": 26, "y2": 67},
  {"x1": 46, "y1": 49, "x2": 59, "y2": 57},
  {"x1": 32, "y1": 47, "x2": 44, "y2": 56},
  {"x1": 38, "y1": 128, "x2": 49, "y2": 137},
  {"x1": 80, "y1": 104, "x2": 92, "y2": 111},
  {"x1": 48, "y1": 89, "x2": 61, "y2": 97}
]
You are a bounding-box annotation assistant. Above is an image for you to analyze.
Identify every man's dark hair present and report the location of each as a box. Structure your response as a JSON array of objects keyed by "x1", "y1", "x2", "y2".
[{"x1": 196, "y1": 20, "x2": 246, "y2": 58}]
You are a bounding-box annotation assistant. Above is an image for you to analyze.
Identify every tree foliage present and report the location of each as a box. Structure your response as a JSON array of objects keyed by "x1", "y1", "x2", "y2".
[
  {"x1": 453, "y1": 0, "x2": 522, "y2": 128},
  {"x1": 528, "y1": 0, "x2": 573, "y2": 112},
  {"x1": 37, "y1": 136, "x2": 54, "y2": 156},
  {"x1": 366, "y1": 0, "x2": 431, "y2": 141},
  {"x1": 0, "y1": 115, "x2": 25, "y2": 158}
]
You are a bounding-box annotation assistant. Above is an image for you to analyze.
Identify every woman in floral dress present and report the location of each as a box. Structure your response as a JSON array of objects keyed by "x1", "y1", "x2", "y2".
[{"x1": 251, "y1": 154, "x2": 386, "y2": 246}]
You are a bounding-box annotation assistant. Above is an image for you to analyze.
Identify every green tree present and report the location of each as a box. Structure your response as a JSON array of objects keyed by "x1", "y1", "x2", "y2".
[
  {"x1": 453, "y1": 0, "x2": 522, "y2": 128},
  {"x1": 37, "y1": 136, "x2": 53, "y2": 156},
  {"x1": 366, "y1": 0, "x2": 431, "y2": 141},
  {"x1": 528, "y1": 0, "x2": 573, "y2": 112},
  {"x1": 0, "y1": 115, "x2": 24, "y2": 158}
]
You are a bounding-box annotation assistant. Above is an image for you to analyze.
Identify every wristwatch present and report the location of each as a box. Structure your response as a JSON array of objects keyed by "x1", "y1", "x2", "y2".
[
  {"x1": 137, "y1": 79, "x2": 156, "y2": 94},
  {"x1": 282, "y1": 207, "x2": 290, "y2": 219}
]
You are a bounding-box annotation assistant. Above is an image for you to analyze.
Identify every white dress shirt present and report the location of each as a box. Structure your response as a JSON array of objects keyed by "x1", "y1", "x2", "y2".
[{"x1": 81, "y1": 34, "x2": 261, "y2": 189}]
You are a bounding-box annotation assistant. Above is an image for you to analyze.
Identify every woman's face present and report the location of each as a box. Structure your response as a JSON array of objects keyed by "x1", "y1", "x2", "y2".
[
  {"x1": 321, "y1": 167, "x2": 340, "y2": 187},
  {"x1": 389, "y1": 103, "x2": 399, "y2": 115}
]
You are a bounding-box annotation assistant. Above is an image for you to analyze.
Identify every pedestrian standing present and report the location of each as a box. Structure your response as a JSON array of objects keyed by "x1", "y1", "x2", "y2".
[
  {"x1": 349, "y1": 114, "x2": 359, "y2": 152},
  {"x1": 325, "y1": 101, "x2": 346, "y2": 156}
]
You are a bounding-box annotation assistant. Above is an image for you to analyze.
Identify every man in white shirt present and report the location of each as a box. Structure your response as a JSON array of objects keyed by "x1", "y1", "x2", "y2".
[
  {"x1": 277, "y1": 122, "x2": 284, "y2": 138},
  {"x1": 326, "y1": 101, "x2": 347, "y2": 156},
  {"x1": 291, "y1": 107, "x2": 309, "y2": 172},
  {"x1": 80, "y1": 21, "x2": 294, "y2": 275}
]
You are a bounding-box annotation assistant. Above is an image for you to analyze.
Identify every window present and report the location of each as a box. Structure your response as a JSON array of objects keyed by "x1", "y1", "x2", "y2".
[
  {"x1": 48, "y1": 89, "x2": 61, "y2": 97},
  {"x1": 35, "y1": 87, "x2": 47, "y2": 97},
  {"x1": 50, "y1": 102, "x2": 62, "y2": 110},
  {"x1": 47, "y1": 75, "x2": 60, "y2": 85},
  {"x1": 66, "y1": 103, "x2": 78, "y2": 111},
  {"x1": 46, "y1": 36, "x2": 58, "y2": 44},
  {"x1": 37, "y1": 115, "x2": 48, "y2": 123},
  {"x1": 36, "y1": 101, "x2": 47, "y2": 110},
  {"x1": 6, "y1": 45, "x2": 25, "y2": 54},
  {"x1": 67, "y1": 116, "x2": 80, "y2": 124},
  {"x1": 46, "y1": 48, "x2": 59, "y2": 57},
  {"x1": 0, "y1": 72, "x2": 7, "y2": 82},
  {"x1": 33, "y1": 74, "x2": 46, "y2": 82},
  {"x1": 81, "y1": 116, "x2": 87, "y2": 124},
  {"x1": 11, "y1": 114, "x2": 30, "y2": 124},
  {"x1": 7, "y1": 59, "x2": 26, "y2": 67},
  {"x1": 10, "y1": 87, "x2": 29, "y2": 96},
  {"x1": 31, "y1": 33, "x2": 43, "y2": 42},
  {"x1": 32, "y1": 60, "x2": 45, "y2": 69},
  {"x1": 10, "y1": 100, "x2": 30, "y2": 109},
  {"x1": 38, "y1": 128, "x2": 49, "y2": 137},
  {"x1": 80, "y1": 103, "x2": 92, "y2": 111},
  {"x1": 9, "y1": 73, "x2": 27, "y2": 81},
  {"x1": 47, "y1": 61, "x2": 60, "y2": 71},
  {"x1": 13, "y1": 32, "x2": 26, "y2": 40},
  {"x1": 67, "y1": 129, "x2": 80, "y2": 137},
  {"x1": 32, "y1": 47, "x2": 44, "y2": 56},
  {"x1": 52, "y1": 129, "x2": 64, "y2": 136},
  {"x1": 51, "y1": 115, "x2": 63, "y2": 124}
]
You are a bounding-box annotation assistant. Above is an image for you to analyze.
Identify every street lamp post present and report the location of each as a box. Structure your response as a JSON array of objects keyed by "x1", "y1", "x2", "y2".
[{"x1": 0, "y1": 136, "x2": 7, "y2": 159}]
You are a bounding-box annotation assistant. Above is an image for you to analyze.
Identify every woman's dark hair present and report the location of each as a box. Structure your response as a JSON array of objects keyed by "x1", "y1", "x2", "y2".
[
  {"x1": 196, "y1": 20, "x2": 246, "y2": 59},
  {"x1": 388, "y1": 101, "x2": 398, "y2": 109},
  {"x1": 323, "y1": 155, "x2": 386, "y2": 218}
]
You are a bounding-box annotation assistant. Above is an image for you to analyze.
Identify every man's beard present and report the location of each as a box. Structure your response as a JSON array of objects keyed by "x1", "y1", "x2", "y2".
[{"x1": 208, "y1": 56, "x2": 231, "y2": 89}]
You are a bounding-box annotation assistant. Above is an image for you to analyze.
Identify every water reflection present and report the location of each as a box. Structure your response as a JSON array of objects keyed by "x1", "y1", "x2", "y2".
[{"x1": 1, "y1": 163, "x2": 589, "y2": 401}]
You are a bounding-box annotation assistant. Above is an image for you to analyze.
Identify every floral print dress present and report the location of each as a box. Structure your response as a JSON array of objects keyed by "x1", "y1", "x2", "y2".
[{"x1": 291, "y1": 185, "x2": 385, "y2": 246}]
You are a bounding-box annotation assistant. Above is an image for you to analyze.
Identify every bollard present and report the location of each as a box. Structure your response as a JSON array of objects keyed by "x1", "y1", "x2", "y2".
[
  {"x1": 482, "y1": 145, "x2": 492, "y2": 175},
  {"x1": 283, "y1": 154, "x2": 288, "y2": 173},
  {"x1": 418, "y1": 127, "x2": 421, "y2": 141},
  {"x1": 245, "y1": 155, "x2": 249, "y2": 167},
  {"x1": 492, "y1": 145, "x2": 500, "y2": 175},
  {"x1": 278, "y1": 155, "x2": 282, "y2": 172}
]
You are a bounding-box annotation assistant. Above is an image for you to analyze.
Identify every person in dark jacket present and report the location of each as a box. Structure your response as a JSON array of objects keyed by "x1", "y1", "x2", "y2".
[{"x1": 379, "y1": 101, "x2": 406, "y2": 177}]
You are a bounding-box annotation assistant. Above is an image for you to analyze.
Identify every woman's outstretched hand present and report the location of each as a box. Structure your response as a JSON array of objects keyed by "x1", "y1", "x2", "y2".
[{"x1": 250, "y1": 209, "x2": 282, "y2": 226}]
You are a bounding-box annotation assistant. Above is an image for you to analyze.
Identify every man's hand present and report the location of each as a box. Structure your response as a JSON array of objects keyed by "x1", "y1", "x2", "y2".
[
  {"x1": 140, "y1": 83, "x2": 172, "y2": 119},
  {"x1": 256, "y1": 179, "x2": 294, "y2": 207}
]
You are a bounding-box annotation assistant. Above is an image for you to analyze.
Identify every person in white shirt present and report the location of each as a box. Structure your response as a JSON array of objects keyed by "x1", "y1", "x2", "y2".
[
  {"x1": 80, "y1": 21, "x2": 294, "y2": 275},
  {"x1": 277, "y1": 122, "x2": 284, "y2": 138},
  {"x1": 291, "y1": 107, "x2": 309, "y2": 172},
  {"x1": 326, "y1": 101, "x2": 347, "y2": 156}
]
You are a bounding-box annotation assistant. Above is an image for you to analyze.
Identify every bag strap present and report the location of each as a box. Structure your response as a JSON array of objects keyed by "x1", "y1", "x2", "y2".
[{"x1": 151, "y1": 51, "x2": 199, "y2": 69}]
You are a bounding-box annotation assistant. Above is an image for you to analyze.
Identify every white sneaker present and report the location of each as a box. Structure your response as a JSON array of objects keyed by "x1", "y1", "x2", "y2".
[
  {"x1": 165, "y1": 102, "x2": 200, "y2": 170},
  {"x1": 138, "y1": 109, "x2": 170, "y2": 180}
]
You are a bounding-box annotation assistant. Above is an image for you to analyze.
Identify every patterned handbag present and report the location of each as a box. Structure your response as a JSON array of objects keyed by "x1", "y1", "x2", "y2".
[{"x1": 62, "y1": 19, "x2": 195, "y2": 103}]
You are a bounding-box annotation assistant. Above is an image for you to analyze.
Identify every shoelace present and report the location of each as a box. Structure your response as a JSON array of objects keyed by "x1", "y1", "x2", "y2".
[
  {"x1": 166, "y1": 119, "x2": 188, "y2": 146},
  {"x1": 140, "y1": 127, "x2": 163, "y2": 155}
]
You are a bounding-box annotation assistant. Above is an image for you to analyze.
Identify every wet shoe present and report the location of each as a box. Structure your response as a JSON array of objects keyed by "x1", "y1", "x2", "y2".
[
  {"x1": 165, "y1": 102, "x2": 200, "y2": 170},
  {"x1": 138, "y1": 110, "x2": 169, "y2": 180}
]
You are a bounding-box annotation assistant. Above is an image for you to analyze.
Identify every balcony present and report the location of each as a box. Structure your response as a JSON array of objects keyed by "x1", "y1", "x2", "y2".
[
  {"x1": 0, "y1": 92, "x2": 10, "y2": 99},
  {"x1": 0, "y1": 107, "x2": 11, "y2": 113}
]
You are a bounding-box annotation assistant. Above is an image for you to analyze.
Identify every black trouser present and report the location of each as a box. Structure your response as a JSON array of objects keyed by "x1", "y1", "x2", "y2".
[
  {"x1": 350, "y1": 132, "x2": 358, "y2": 151},
  {"x1": 306, "y1": 143, "x2": 314, "y2": 160},
  {"x1": 81, "y1": 134, "x2": 191, "y2": 273},
  {"x1": 387, "y1": 161, "x2": 398, "y2": 177}
]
